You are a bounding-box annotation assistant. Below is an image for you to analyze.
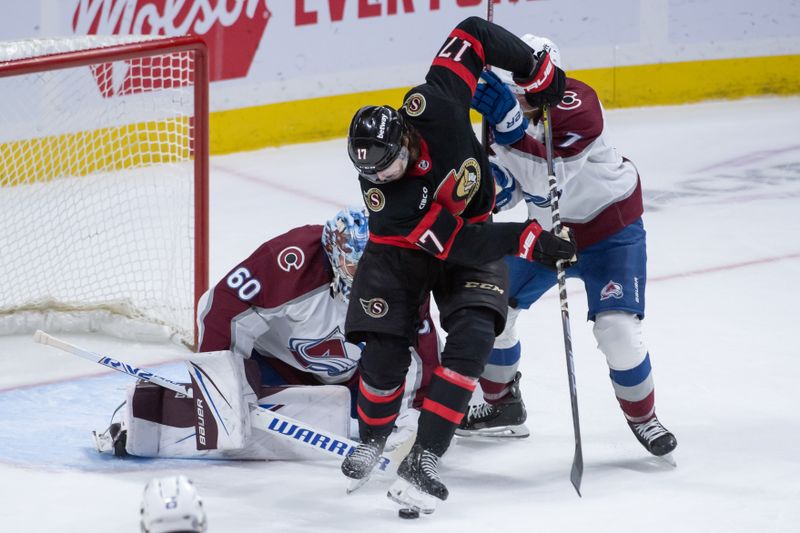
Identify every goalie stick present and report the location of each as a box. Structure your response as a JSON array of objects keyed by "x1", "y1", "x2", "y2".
[
  {"x1": 542, "y1": 105, "x2": 584, "y2": 496},
  {"x1": 32, "y1": 330, "x2": 409, "y2": 482}
]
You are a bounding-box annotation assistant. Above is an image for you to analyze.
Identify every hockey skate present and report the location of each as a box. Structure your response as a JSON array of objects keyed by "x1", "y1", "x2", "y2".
[
  {"x1": 345, "y1": 411, "x2": 419, "y2": 494},
  {"x1": 92, "y1": 402, "x2": 128, "y2": 457},
  {"x1": 387, "y1": 444, "x2": 446, "y2": 514},
  {"x1": 628, "y1": 416, "x2": 677, "y2": 459},
  {"x1": 342, "y1": 435, "x2": 387, "y2": 493},
  {"x1": 455, "y1": 372, "x2": 530, "y2": 438},
  {"x1": 92, "y1": 421, "x2": 128, "y2": 457}
]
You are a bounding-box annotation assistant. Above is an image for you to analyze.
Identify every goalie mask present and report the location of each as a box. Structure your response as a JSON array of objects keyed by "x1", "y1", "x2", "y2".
[
  {"x1": 322, "y1": 206, "x2": 369, "y2": 303},
  {"x1": 140, "y1": 475, "x2": 207, "y2": 533}
]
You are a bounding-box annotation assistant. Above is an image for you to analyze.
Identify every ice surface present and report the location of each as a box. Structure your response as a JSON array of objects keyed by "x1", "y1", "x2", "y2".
[{"x1": 1, "y1": 96, "x2": 799, "y2": 532}]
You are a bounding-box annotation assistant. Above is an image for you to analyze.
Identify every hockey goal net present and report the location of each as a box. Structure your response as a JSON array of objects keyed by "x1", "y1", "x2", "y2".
[{"x1": 0, "y1": 35, "x2": 208, "y2": 347}]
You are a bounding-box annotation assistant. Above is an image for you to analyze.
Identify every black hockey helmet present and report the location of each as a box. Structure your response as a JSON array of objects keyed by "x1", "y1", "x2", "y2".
[{"x1": 347, "y1": 105, "x2": 406, "y2": 174}]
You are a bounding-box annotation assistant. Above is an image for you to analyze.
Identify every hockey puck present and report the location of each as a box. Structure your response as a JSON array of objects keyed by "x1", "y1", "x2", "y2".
[{"x1": 398, "y1": 508, "x2": 420, "y2": 519}]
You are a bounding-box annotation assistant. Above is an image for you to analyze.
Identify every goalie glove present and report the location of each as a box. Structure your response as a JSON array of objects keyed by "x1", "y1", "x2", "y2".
[
  {"x1": 472, "y1": 70, "x2": 529, "y2": 145},
  {"x1": 513, "y1": 50, "x2": 566, "y2": 109},
  {"x1": 517, "y1": 222, "x2": 577, "y2": 269}
]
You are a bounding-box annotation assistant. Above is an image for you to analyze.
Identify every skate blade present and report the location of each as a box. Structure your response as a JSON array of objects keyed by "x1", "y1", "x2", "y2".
[
  {"x1": 657, "y1": 452, "x2": 677, "y2": 467},
  {"x1": 455, "y1": 424, "x2": 530, "y2": 439},
  {"x1": 387, "y1": 479, "x2": 437, "y2": 514},
  {"x1": 346, "y1": 475, "x2": 371, "y2": 495}
]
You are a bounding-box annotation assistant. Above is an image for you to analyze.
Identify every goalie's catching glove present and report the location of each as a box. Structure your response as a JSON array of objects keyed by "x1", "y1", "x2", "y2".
[{"x1": 517, "y1": 221, "x2": 577, "y2": 269}]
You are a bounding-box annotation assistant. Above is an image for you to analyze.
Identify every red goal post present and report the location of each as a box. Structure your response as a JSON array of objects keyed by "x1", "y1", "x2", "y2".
[{"x1": 0, "y1": 36, "x2": 209, "y2": 348}]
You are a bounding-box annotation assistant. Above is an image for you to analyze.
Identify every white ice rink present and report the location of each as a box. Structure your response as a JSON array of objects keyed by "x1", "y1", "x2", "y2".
[{"x1": 1, "y1": 96, "x2": 799, "y2": 532}]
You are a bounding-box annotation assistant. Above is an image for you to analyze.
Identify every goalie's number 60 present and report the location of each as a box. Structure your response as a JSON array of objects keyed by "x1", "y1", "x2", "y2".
[{"x1": 227, "y1": 267, "x2": 261, "y2": 301}]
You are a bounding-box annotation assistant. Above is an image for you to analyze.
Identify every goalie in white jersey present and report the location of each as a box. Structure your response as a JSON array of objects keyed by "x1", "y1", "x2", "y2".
[
  {"x1": 460, "y1": 35, "x2": 677, "y2": 457},
  {"x1": 94, "y1": 207, "x2": 440, "y2": 460}
]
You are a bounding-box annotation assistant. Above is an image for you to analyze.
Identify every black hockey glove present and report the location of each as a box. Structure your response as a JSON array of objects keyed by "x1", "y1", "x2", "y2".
[
  {"x1": 513, "y1": 50, "x2": 566, "y2": 109},
  {"x1": 516, "y1": 221, "x2": 577, "y2": 269}
]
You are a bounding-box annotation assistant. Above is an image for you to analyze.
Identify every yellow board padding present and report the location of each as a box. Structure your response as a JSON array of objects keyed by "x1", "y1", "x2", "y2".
[
  {"x1": 0, "y1": 118, "x2": 192, "y2": 186},
  {"x1": 208, "y1": 87, "x2": 412, "y2": 155},
  {"x1": 209, "y1": 54, "x2": 800, "y2": 154},
  {"x1": 2, "y1": 54, "x2": 797, "y2": 175},
  {"x1": 586, "y1": 54, "x2": 800, "y2": 108}
]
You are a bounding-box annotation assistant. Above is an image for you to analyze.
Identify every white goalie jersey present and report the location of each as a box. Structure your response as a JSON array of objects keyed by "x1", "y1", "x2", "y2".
[
  {"x1": 116, "y1": 225, "x2": 440, "y2": 460},
  {"x1": 196, "y1": 224, "x2": 439, "y2": 392}
]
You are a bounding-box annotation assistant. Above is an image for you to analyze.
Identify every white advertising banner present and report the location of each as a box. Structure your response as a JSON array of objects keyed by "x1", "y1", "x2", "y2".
[{"x1": 1, "y1": 0, "x2": 799, "y2": 111}]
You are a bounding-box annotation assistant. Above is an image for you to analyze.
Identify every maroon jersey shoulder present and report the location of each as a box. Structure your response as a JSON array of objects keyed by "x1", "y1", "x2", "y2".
[
  {"x1": 225, "y1": 224, "x2": 331, "y2": 310},
  {"x1": 550, "y1": 77, "x2": 604, "y2": 157}
]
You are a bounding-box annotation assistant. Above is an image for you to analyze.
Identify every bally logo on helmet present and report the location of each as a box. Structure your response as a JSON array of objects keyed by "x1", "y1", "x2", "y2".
[
  {"x1": 72, "y1": 0, "x2": 272, "y2": 95},
  {"x1": 360, "y1": 297, "x2": 388, "y2": 318}
]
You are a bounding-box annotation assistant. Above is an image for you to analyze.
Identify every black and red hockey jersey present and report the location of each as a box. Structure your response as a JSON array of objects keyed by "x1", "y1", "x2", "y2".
[{"x1": 360, "y1": 17, "x2": 539, "y2": 266}]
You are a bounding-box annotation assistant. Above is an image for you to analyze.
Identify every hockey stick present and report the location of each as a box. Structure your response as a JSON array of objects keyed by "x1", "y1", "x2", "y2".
[
  {"x1": 480, "y1": 0, "x2": 494, "y2": 149},
  {"x1": 32, "y1": 330, "x2": 404, "y2": 475},
  {"x1": 541, "y1": 105, "x2": 584, "y2": 496}
]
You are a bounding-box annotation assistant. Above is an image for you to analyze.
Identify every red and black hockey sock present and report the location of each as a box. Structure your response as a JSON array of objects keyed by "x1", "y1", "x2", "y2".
[
  {"x1": 354, "y1": 332, "x2": 413, "y2": 442},
  {"x1": 417, "y1": 366, "x2": 477, "y2": 456},
  {"x1": 356, "y1": 376, "x2": 405, "y2": 443}
]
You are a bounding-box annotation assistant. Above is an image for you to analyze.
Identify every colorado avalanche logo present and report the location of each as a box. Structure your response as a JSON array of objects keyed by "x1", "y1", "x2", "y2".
[
  {"x1": 600, "y1": 281, "x2": 624, "y2": 301},
  {"x1": 288, "y1": 327, "x2": 358, "y2": 377}
]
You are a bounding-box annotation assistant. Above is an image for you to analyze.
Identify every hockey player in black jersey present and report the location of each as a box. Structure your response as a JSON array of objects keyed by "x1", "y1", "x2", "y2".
[{"x1": 341, "y1": 17, "x2": 575, "y2": 512}]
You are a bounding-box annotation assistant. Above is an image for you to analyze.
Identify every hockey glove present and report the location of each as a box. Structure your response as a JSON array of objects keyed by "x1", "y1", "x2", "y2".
[
  {"x1": 490, "y1": 161, "x2": 517, "y2": 211},
  {"x1": 513, "y1": 50, "x2": 566, "y2": 109},
  {"x1": 472, "y1": 71, "x2": 528, "y2": 145},
  {"x1": 517, "y1": 222, "x2": 577, "y2": 269}
]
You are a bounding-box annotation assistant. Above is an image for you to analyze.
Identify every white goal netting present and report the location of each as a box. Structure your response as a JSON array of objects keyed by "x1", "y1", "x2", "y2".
[{"x1": 0, "y1": 36, "x2": 207, "y2": 346}]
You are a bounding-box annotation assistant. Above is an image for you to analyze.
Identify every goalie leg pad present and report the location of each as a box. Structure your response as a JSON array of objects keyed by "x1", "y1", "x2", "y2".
[
  {"x1": 124, "y1": 382, "x2": 197, "y2": 457},
  {"x1": 248, "y1": 384, "x2": 352, "y2": 460},
  {"x1": 188, "y1": 350, "x2": 256, "y2": 451}
]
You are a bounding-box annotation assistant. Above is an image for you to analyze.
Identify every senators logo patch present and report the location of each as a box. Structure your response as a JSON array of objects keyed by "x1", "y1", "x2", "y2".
[
  {"x1": 403, "y1": 93, "x2": 426, "y2": 117},
  {"x1": 360, "y1": 297, "x2": 389, "y2": 318},
  {"x1": 435, "y1": 158, "x2": 481, "y2": 215},
  {"x1": 364, "y1": 188, "x2": 385, "y2": 212}
]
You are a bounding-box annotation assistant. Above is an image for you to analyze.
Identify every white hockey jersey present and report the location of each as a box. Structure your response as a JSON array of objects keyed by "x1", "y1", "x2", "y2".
[{"x1": 492, "y1": 78, "x2": 643, "y2": 249}]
